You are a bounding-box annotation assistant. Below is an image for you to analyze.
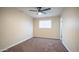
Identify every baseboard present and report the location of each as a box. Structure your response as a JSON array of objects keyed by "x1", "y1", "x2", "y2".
[
  {"x1": 0, "y1": 36, "x2": 33, "y2": 52},
  {"x1": 33, "y1": 37, "x2": 60, "y2": 40},
  {"x1": 62, "y1": 40, "x2": 72, "y2": 52}
]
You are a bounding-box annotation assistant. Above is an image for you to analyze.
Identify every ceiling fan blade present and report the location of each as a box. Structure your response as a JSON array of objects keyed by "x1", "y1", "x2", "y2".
[
  {"x1": 41, "y1": 11, "x2": 46, "y2": 14},
  {"x1": 29, "y1": 10, "x2": 37, "y2": 12},
  {"x1": 41, "y1": 8, "x2": 51, "y2": 11}
]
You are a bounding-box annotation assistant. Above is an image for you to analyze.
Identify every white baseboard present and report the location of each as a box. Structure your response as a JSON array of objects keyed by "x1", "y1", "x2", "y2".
[
  {"x1": 0, "y1": 36, "x2": 33, "y2": 52},
  {"x1": 62, "y1": 40, "x2": 72, "y2": 52},
  {"x1": 33, "y1": 36, "x2": 60, "y2": 39}
]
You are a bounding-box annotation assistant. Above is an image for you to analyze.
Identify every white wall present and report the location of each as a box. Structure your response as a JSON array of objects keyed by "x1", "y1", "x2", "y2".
[
  {"x1": 0, "y1": 8, "x2": 33, "y2": 51},
  {"x1": 61, "y1": 8, "x2": 79, "y2": 52},
  {"x1": 33, "y1": 16, "x2": 60, "y2": 39}
]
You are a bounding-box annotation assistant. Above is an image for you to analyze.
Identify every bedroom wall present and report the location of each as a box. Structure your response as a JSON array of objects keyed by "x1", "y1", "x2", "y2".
[
  {"x1": 0, "y1": 8, "x2": 33, "y2": 51},
  {"x1": 33, "y1": 16, "x2": 60, "y2": 39},
  {"x1": 61, "y1": 8, "x2": 79, "y2": 52}
]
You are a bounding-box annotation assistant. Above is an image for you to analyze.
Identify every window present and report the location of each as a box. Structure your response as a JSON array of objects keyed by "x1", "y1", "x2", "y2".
[{"x1": 39, "y1": 20, "x2": 52, "y2": 28}]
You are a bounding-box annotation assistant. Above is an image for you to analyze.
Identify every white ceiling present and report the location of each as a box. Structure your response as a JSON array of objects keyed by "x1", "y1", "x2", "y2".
[{"x1": 17, "y1": 7, "x2": 64, "y2": 18}]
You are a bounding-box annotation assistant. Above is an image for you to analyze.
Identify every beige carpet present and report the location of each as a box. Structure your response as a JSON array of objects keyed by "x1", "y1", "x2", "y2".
[{"x1": 4, "y1": 37, "x2": 68, "y2": 52}]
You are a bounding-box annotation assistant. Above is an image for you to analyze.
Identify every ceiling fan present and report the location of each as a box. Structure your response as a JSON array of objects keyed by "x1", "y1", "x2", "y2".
[{"x1": 29, "y1": 7, "x2": 51, "y2": 15}]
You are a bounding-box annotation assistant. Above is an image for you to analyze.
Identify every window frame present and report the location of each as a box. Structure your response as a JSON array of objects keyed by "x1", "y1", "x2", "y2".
[{"x1": 39, "y1": 20, "x2": 52, "y2": 29}]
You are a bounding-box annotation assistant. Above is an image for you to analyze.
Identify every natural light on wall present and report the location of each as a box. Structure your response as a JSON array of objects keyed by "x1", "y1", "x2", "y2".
[{"x1": 39, "y1": 20, "x2": 52, "y2": 28}]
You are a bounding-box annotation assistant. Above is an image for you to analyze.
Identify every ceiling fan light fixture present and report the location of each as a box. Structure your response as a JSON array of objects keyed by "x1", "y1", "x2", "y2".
[{"x1": 38, "y1": 12, "x2": 42, "y2": 15}]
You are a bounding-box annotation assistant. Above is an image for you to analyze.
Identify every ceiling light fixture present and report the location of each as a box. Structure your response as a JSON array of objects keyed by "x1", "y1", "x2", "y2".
[{"x1": 38, "y1": 12, "x2": 42, "y2": 15}]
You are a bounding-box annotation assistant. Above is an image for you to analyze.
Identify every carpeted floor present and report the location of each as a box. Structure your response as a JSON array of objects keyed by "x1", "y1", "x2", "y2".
[{"x1": 4, "y1": 37, "x2": 68, "y2": 52}]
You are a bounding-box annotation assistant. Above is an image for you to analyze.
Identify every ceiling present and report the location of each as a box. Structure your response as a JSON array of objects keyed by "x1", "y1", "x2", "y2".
[{"x1": 17, "y1": 7, "x2": 64, "y2": 18}]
